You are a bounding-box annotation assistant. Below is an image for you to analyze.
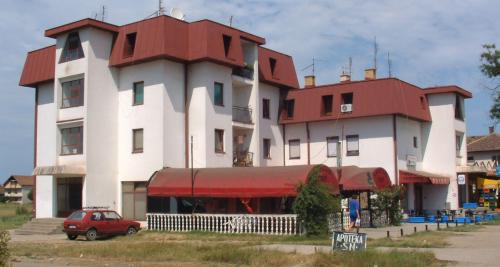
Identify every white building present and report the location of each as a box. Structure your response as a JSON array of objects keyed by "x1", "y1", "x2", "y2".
[{"x1": 19, "y1": 16, "x2": 471, "y2": 219}]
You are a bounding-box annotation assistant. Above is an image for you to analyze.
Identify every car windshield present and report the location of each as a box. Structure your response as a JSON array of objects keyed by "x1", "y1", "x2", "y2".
[{"x1": 68, "y1": 211, "x2": 87, "y2": 221}]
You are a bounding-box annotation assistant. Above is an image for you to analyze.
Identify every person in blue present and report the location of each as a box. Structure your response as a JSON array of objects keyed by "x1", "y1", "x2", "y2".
[{"x1": 348, "y1": 195, "x2": 360, "y2": 232}]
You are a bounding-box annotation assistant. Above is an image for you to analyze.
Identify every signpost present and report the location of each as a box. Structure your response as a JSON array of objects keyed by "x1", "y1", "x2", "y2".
[
  {"x1": 457, "y1": 174, "x2": 466, "y2": 185},
  {"x1": 332, "y1": 231, "x2": 367, "y2": 251}
]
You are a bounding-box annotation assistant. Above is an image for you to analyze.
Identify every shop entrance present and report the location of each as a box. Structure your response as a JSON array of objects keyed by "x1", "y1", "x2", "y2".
[
  {"x1": 57, "y1": 177, "x2": 83, "y2": 217},
  {"x1": 414, "y1": 184, "x2": 423, "y2": 214}
]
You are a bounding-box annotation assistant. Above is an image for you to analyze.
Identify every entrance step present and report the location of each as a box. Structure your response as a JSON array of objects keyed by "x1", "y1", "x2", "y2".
[{"x1": 15, "y1": 218, "x2": 65, "y2": 235}]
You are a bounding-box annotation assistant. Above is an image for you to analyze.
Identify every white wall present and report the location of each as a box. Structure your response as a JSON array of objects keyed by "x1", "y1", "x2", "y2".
[
  {"x1": 397, "y1": 117, "x2": 423, "y2": 171},
  {"x1": 257, "y1": 83, "x2": 283, "y2": 166},
  {"x1": 188, "y1": 62, "x2": 233, "y2": 168}
]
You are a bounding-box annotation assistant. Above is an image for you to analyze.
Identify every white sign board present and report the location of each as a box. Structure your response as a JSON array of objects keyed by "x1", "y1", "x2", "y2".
[{"x1": 457, "y1": 174, "x2": 466, "y2": 185}]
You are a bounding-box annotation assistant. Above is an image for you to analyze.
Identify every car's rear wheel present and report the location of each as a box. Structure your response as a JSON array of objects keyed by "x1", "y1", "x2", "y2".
[
  {"x1": 126, "y1": 226, "x2": 137, "y2": 236},
  {"x1": 67, "y1": 234, "x2": 78, "y2": 240},
  {"x1": 86, "y1": 228, "x2": 97, "y2": 241}
]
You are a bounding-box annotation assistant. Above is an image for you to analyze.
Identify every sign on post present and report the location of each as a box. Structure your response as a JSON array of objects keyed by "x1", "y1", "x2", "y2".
[
  {"x1": 332, "y1": 231, "x2": 367, "y2": 251},
  {"x1": 496, "y1": 166, "x2": 500, "y2": 176}
]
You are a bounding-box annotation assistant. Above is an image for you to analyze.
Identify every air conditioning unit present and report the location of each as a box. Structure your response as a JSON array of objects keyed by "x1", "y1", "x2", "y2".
[{"x1": 340, "y1": 104, "x2": 352, "y2": 113}]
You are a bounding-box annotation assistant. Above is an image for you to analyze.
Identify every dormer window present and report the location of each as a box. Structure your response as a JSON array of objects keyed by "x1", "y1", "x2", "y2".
[
  {"x1": 123, "y1": 33, "x2": 137, "y2": 58},
  {"x1": 222, "y1": 35, "x2": 232, "y2": 57},
  {"x1": 60, "y1": 32, "x2": 84, "y2": 63},
  {"x1": 455, "y1": 95, "x2": 464, "y2": 120},
  {"x1": 269, "y1": 57, "x2": 277, "y2": 76},
  {"x1": 322, "y1": 95, "x2": 333, "y2": 115},
  {"x1": 284, "y1": 99, "x2": 295, "y2": 118}
]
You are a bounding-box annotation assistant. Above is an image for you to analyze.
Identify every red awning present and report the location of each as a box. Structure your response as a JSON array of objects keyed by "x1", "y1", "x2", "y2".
[
  {"x1": 331, "y1": 166, "x2": 392, "y2": 191},
  {"x1": 399, "y1": 170, "x2": 450, "y2": 185},
  {"x1": 148, "y1": 165, "x2": 339, "y2": 198}
]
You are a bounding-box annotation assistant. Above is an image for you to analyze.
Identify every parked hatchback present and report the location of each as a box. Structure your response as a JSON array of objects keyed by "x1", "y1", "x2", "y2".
[{"x1": 63, "y1": 209, "x2": 141, "y2": 241}]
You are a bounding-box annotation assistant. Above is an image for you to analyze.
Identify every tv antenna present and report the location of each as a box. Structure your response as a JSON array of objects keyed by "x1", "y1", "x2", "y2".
[
  {"x1": 301, "y1": 57, "x2": 324, "y2": 76},
  {"x1": 92, "y1": 5, "x2": 106, "y2": 22},
  {"x1": 349, "y1": 56, "x2": 352, "y2": 76},
  {"x1": 170, "y1": 7, "x2": 185, "y2": 20},
  {"x1": 387, "y1": 52, "x2": 392, "y2": 77},
  {"x1": 373, "y1": 36, "x2": 378, "y2": 70},
  {"x1": 229, "y1": 15, "x2": 234, "y2": 27},
  {"x1": 145, "y1": 0, "x2": 166, "y2": 18}
]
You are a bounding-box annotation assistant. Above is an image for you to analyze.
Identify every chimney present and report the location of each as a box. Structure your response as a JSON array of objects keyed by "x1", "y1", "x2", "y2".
[
  {"x1": 304, "y1": 75, "x2": 316, "y2": 88},
  {"x1": 340, "y1": 74, "x2": 351, "y2": 83},
  {"x1": 364, "y1": 68, "x2": 376, "y2": 80},
  {"x1": 489, "y1": 126, "x2": 495, "y2": 134}
]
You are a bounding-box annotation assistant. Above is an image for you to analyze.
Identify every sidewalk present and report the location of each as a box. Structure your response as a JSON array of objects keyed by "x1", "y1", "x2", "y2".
[{"x1": 360, "y1": 221, "x2": 467, "y2": 239}]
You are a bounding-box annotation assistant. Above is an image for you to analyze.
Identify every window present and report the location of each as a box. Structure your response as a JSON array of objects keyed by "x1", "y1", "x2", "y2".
[
  {"x1": 263, "y1": 138, "x2": 271, "y2": 159},
  {"x1": 214, "y1": 82, "x2": 224, "y2": 106},
  {"x1": 326, "y1": 136, "x2": 339, "y2": 157},
  {"x1": 341, "y1": 92, "x2": 353, "y2": 104},
  {"x1": 215, "y1": 129, "x2": 224, "y2": 153},
  {"x1": 346, "y1": 135, "x2": 359, "y2": 156},
  {"x1": 133, "y1": 82, "x2": 144, "y2": 105},
  {"x1": 456, "y1": 134, "x2": 462, "y2": 157},
  {"x1": 284, "y1": 99, "x2": 295, "y2": 118},
  {"x1": 467, "y1": 156, "x2": 474, "y2": 161},
  {"x1": 263, "y1": 98, "x2": 270, "y2": 119},
  {"x1": 61, "y1": 78, "x2": 84, "y2": 108},
  {"x1": 60, "y1": 32, "x2": 84, "y2": 63},
  {"x1": 455, "y1": 95, "x2": 464, "y2": 120},
  {"x1": 322, "y1": 95, "x2": 333, "y2": 115},
  {"x1": 103, "y1": 211, "x2": 121, "y2": 221},
  {"x1": 289, "y1": 139, "x2": 300, "y2": 159},
  {"x1": 133, "y1": 129, "x2": 143, "y2": 153},
  {"x1": 269, "y1": 57, "x2": 277, "y2": 75},
  {"x1": 61, "y1": 126, "x2": 83, "y2": 155},
  {"x1": 413, "y1": 136, "x2": 418, "y2": 148},
  {"x1": 222, "y1": 34, "x2": 232, "y2": 57},
  {"x1": 91, "y1": 212, "x2": 104, "y2": 221},
  {"x1": 124, "y1": 32, "x2": 137, "y2": 58},
  {"x1": 122, "y1": 182, "x2": 147, "y2": 220}
]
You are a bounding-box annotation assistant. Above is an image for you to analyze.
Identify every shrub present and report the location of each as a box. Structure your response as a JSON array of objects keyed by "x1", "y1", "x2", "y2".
[
  {"x1": 0, "y1": 231, "x2": 10, "y2": 266},
  {"x1": 293, "y1": 165, "x2": 340, "y2": 236},
  {"x1": 15, "y1": 205, "x2": 30, "y2": 216},
  {"x1": 27, "y1": 190, "x2": 33, "y2": 201},
  {"x1": 371, "y1": 186, "x2": 405, "y2": 226}
]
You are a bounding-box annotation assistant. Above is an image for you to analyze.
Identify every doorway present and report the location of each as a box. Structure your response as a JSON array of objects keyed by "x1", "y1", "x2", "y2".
[
  {"x1": 57, "y1": 177, "x2": 83, "y2": 217},
  {"x1": 414, "y1": 184, "x2": 423, "y2": 215}
]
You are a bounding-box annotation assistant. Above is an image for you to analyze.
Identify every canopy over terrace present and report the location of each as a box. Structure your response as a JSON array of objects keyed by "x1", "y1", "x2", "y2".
[
  {"x1": 148, "y1": 165, "x2": 339, "y2": 198},
  {"x1": 331, "y1": 166, "x2": 392, "y2": 191},
  {"x1": 399, "y1": 170, "x2": 450, "y2": 185}
]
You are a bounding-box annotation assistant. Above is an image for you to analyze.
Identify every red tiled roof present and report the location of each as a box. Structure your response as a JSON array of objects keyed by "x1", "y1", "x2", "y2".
[
  {"x1": 19, "y1": 45, "x2": 55, "y2": 87},
  {"x1": 467, "y1": 133, "x2": 500, "y2": 152},
  {"x1": 21, "y1": 16, "x2": 297, "y2": 89},
  {"x1": 258, "y1": 47, "x2": 299, "y2": 89},
  {"x1": 424, "y1": 85, "x2": 472, "y2": 98},
  {"x1": 280, "y1": 78, "x2": 433, "y2": 124},
  {"x1": 45, "y1": 18, "x2": 119, "y2": 38},
  {"x1": 4, "y1": 175, "x2": 34, "y2": 187}
]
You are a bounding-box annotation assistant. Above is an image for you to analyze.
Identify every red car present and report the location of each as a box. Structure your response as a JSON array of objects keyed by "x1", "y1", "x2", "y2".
[{"x1": 63, "y1": 209, "x2": 141, "y2": 241}]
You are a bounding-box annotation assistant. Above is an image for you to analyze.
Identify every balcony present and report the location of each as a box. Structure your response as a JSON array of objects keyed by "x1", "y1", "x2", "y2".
[
  {"x1": 233, "y1": 151, "x2": 254, "y2": 167},
  {"x1": 232, "y1": 67, "x2": 254, "y2": 80},
  {"x1": 232, "y1": 106, "x2": 253, "y2": 124}
]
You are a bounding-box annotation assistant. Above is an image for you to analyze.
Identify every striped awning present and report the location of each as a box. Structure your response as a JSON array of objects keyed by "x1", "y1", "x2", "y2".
[{"x1": 399, "y1": 170, "x2": 450, "y2": 185}]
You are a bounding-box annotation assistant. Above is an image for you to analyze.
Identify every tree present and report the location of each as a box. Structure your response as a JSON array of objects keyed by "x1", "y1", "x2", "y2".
[
  {"x1": 480, "y1": 44, "x2": 500, "y2": 124},
  {"x1": 371, "y1": 186, "x2": 405, "y2": 226},
  {"x1": 27, "y1": 189, "x2": 33, "y2": 201},
  {"x1": 293, "y1": 166, "x2": 340, "y2": 236}
]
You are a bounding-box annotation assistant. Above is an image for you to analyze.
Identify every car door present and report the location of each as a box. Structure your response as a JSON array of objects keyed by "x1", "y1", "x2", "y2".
[
  {"x1": 90, "y1": 212, "x2": 109, "y2": 234},
  {"x1": 103, "y1": 211, "x2": 123, "y2": 233}
]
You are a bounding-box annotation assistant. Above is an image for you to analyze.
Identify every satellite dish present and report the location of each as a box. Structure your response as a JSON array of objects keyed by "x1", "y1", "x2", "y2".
[{"x1": 170, "y1": 8, "x2": 185, "y2": 20}]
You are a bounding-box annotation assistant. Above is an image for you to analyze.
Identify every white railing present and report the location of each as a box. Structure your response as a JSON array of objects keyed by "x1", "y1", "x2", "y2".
[{"x1": 147, "y1": 213, "x2": 299, "y2": 235}]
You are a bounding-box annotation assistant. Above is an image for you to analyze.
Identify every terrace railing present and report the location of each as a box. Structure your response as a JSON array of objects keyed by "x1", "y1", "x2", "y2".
[
  {"x1": 328, "y1": 210, "x2": 389, "y2": 231},
  {"x1": 232, "y1": 106, "x2": 253, "y2": 124},
  {"x1": 147, "y1": 213, "x2": 299, "y2": 235}
]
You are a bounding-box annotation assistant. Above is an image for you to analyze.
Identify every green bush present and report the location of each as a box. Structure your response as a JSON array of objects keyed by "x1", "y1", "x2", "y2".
[
  {"x1": 371, "y1": 186, "x2": 405, "y2": 226},
  {"x1": 15, "y1": 205, "x2": 30, "y2": 216},
  {"x1": 293, "y1": 165, "x2": 340, "y2": 236},
  {"x1": 27, "y1": 190, "x2": 33, "y2": 201},
  {"x1": 0, "y1": 231, "x2": 10, "y2": 266}
]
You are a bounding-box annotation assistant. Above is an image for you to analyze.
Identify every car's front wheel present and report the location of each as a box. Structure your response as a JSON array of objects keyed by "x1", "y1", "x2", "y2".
[
  {"x1": 67, "y1": 234, "x2": 78, "y2": 240},
  {"x1": 86, "y1": 228, "x2": 97, "y2": 241},
  {"x1": 126, "y1": 226, "x2": 137, "y2": 236}
]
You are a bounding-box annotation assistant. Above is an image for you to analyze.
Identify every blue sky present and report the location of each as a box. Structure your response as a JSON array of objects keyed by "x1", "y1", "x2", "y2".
[{"x1": 1, "y1": 0, "x2": 499, "y2": 182}]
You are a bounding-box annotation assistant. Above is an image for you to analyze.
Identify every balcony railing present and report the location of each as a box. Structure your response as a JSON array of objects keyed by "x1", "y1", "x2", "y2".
[
  {"x1": 232, "y1": 67, "x2": 254, "y2": 80},
  {"x1": 233, "y1": 151, "x2": 253, "y2": 167},
  {"x1": 232, "y1": 106, "x2": 253, "y2": 124}
]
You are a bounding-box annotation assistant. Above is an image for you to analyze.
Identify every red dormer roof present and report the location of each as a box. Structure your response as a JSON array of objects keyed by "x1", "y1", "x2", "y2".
[
  {"x1": 258, "y1": 47, "x2": 299, "y2": 89},
  {"x1": 280, "y1": 78, "x2": 433, "y2": 124},
  {"x1": 424, "y1": 85, "x2": 472, "y2": 98},
  {"x1": 19, "y1": 45, "x2": 55, "y2": 87}
]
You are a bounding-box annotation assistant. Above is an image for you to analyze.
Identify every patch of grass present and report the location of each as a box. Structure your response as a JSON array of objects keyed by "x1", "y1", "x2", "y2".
[
  {"x1": 10, "y1": 241, "x2": 304, "y2": 266},
  {"x1": 132, "y1": 230, "x2": 331, "y2": 246},
  {"x1": 311, "y1": 249, "x2": 441, "y2": 267},
  {"x1": 0, "y1": 203, "x2": 32, "y2": 230},
  {"x1": 440, "y1": 224, "x2": 482, "y2": 232},
  {"x1": 483, "y1": 217, "x2": 500, "y2": 225},
  {"x1": 369, "y1": 231, "x2": 451, "y2": 248}
]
